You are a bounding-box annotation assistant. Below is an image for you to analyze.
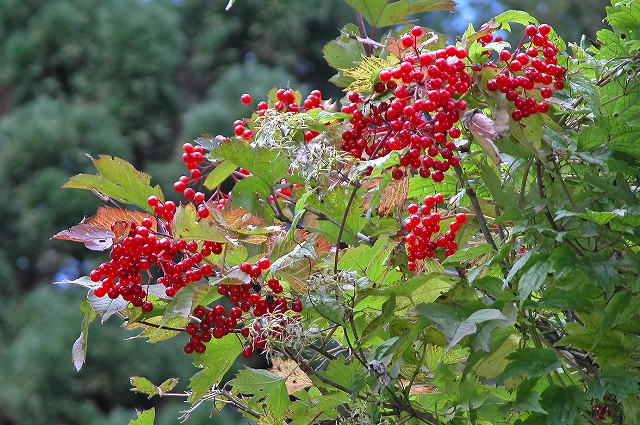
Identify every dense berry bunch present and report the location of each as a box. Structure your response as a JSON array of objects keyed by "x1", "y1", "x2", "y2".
[
  {"x1": 404, "y1": 193, "x2": 468, "y2": 270},
  {"x1": 340, "y1": 27, "x2": 469, "y2": 182},
  {"x1": 484, "y1": 24, "x2": 565, "y2": 121},
  {"x1": 183, "y1": 258, "x2": 303, "y2": 356},
  {"x1": 90, "y1": 218, "x2": 219, "y2": 310}
]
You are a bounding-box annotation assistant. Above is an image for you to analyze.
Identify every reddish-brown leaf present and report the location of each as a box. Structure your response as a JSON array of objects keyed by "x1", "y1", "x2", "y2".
[{"x1": 53, "y1": 207, "x2": 157, "y2": 251}]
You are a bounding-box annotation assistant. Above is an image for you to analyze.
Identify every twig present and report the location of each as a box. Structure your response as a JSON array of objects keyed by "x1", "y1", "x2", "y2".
[
  {"x1": 334, "y1": 181, "x2": 362, "y2": 274},
  {"x1": 454, "y1": 166, "x2": 498, "y2": 251}
]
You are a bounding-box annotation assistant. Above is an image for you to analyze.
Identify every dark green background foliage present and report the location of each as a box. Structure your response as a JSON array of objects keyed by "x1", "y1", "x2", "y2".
[{"x1": 0, "y1": 0, "x2": 609, "y2": 423}]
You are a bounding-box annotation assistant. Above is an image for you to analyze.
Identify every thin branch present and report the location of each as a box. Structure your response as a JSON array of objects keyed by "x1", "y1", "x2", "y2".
[
  {"x1": 454, "y1": 166, "x2": 498, "y2": 251},
  {"x1": 334, "y1": 181, "x2": 362, "y2": 274}
]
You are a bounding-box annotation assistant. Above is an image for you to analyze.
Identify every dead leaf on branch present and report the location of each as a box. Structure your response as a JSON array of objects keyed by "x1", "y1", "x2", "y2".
[
  {"x1": 52, "y1": 207, "x2": 157, "y2": 251},
  {"x1": 377, "y1": 174, "x2": 409, "y2": 216},
  {"x1": 270, "y1": 357, "x2": 313, "y2": 394}
]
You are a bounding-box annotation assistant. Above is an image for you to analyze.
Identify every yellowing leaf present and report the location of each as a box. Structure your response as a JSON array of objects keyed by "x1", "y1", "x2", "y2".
[
  {"x1": 377, "y1": 173, "x2": 409, "y2": 216},
  {"x1": 341, "y1": 54, "x2": 399, "y2": 93},
  {"x1": 269, "y1": 357, "x2": 313, "y2": 394},
  {"x1": 63, "y1": 155, "x2": 164, "y2": 213}
]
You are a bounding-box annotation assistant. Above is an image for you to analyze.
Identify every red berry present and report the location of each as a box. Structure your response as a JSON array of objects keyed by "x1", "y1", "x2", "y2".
[
  {"x1": 257, "y1": 257, "x2": 271, "y2": 270},
  {"x1": 240, "y1": 94, "x2": 252, "y2": 104},
  {"x1": 538, "y1": 24, "x2": 551, "y2": 35},
  {"x1": 525, "y1": 25, "x2": 538, "y2": 37},
  {"x1": 242, "y1": 346, "x2": 254, "y2": 358},
  {"x1": 291, "y1": 299, "x2": 303, "y2": 312},
  {"x1": 141, "y1": 301, "x2": 154, "y2": 312}
]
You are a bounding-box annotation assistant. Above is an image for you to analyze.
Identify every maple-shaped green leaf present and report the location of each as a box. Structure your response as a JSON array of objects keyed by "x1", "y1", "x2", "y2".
[
  {"x1": 540, "y1": 385, "x2": 588, "y2": 425},
  {"x1": 501, "y1": 348, "x2": 561, "y2": 381},
  {"x1": 172, "y1": 203, "x2": 228, "y2": 243},
  {"x1": 128, "y1": 408, "x2": 155, "y2": 425},
  {"x1": 338, "y1": 236, "x2": 402, "y2": 285},
  {"x1": 513, "y1": 378, "x2": 547, "y2": 414},
  {"x1": 188, "y1": 336, "x2": 242, "y2": 402},
  {"x1": 323, "y1": 23, "x2": 365, "y2": 87},
  {"x1": 232, "y1": 368, "x2": 289, "y2": 418},
  {"x1": 214, "y1": 138, "x2": 292, "y2": 186},
  {"x1": 345, "y1": 0, "x2": 455, "y2": 29},
  {"x1": 63, "y1": 155, "x2": 164, "y2": 213},
  {"x1": 130, "y1": 376, "x2": 179, "y2": 399}
]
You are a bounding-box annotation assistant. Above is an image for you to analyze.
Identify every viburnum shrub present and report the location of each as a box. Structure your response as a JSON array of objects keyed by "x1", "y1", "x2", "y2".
[{"x1": 53, "y1": 1, "x2": 640, "y2": 424}]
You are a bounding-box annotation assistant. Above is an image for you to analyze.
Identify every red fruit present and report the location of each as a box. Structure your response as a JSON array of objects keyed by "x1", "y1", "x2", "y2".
[
  {"x1": 257, "y1": 257, "x2": 271, "y2": 270},
  {"x1": 391, "y1": 168, "x2": 404, "y2": 180},
  {"x1": 456, "y1": 213, "x2": 467, "y2": 224},
  {"x1": 193, "y1": 305, "x2": 206, "y2": 318},
  {"x1": 291, "y1": 299, "x2": 303, "y2": 312},
  {"x1": 186, "y1": 323, "x2": 199, "y2": 335},
  {"x1": 499, "y1": 50, "x2": 511, "y2": 62},
  {"x1": 240, "y1": 94, "x2": 252, "y2": 104},
  {"x1": 401, "y1": 34, "x2": 415, "y2": 48},
  {"x1": 242, "y1": 346, "x2": 254, "y2": 358},
  {"x1": 538, "y1": 24, "x2": 551, "y2": 35},
  {"x1": 240, "y1": 262, "x2": 252, "y2": 273},
  {"x1": 141, "y1": 301, "x2": 154, "y2": 312},
  {"x1": 525, "y1": 25, "x2": 538, "y2": 37}
]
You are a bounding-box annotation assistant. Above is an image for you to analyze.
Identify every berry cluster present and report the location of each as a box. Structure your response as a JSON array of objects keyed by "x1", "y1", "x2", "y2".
[
  {"x1": 341, "y1": 27, "x2": 469, "y2": 182},
  {"x1": 89, "y1": 218, "x2": 219, "y2": 310},
  {"x1": 174, "y1": 142, "x2": 232, "y2": 212},
  {"x1": 484, "y1": 24, "x2": 565, "y2": 121},
  {"x1": 182, "y1": 257, "x2": 303, "y2": 356},
  {"x1": 404, "y1": 193, "x2": 468, "y2": 270}
]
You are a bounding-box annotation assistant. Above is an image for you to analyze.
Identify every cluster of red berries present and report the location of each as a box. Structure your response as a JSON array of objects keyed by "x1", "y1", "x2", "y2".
[
  {"x1": 174, "y1": 142, "x2": 233, "y2": 215},
  {"x1": 147, "y1": 195, "x2": 176, "y2": 224},
  {"x1": 90, "y1": 218, "x2": 219, "y2": 310},
  {"x1": 404, "y1": 193, "x2": 467, "y2": 270},
  {"x1": 594, "y1": 405, "x2": 608, "y2": 421},
  {"x1": 484, "y1": 24, "x2": 565, "y2": 121},
  {"x1": 182, "y1": 257, "x2": 303, "y2": 356},
  {"x1": 341, "y1": 26, "x2": 468, "y2": 182}
]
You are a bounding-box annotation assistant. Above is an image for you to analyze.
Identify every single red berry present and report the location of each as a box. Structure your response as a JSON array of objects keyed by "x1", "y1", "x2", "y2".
[
  {"x1": 392, "y1": 168, "x2": 404, "y2": 180},
  {"x1": 242, "y1": 346, "x2": 254, "y2": 358},
  {"x1": 147, "y1": 195, "x2": 160, "y2": 207},
  {"x1": 193, "y1": 305, "x2": 206, "y2": 318},
  {"x1": 240, "y1": 94, "x2": 252, "y2": 104},
  {"x1": 291, "y1": 299, "x2": 303, "y2": 312},
  {"x1": 240, "y1": 262, "x2": 252, "y2": 273},
  {"x1": 141, "y1": 301, "x2": 154, "y2": 312},
  {"x1": 525, "y1": 25, "x2": 538, "y2": 37},
  {"x1": 538, "y1": 24, "x2": 551, "y2": 35},
  {"x1": 257, "y1": 257, "x2": 271, "y2": 270}
]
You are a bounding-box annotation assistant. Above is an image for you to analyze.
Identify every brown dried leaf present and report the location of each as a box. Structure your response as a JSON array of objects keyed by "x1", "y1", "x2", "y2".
[
  {"x1": 399, "y1": 378, "x2": 437, "y2": 395},
  {"x1": 209, "y1": 206, "x2": 283, "y2": 244},
  {"x1": 377, "y1": 174, "x2": 409, "y2": 216},
  {"x1": 53, "y1": 207, "x2": 156, "y2": 250},
  {"x1": 270, "y1": 358, "x2": 313, "y2": 394}
]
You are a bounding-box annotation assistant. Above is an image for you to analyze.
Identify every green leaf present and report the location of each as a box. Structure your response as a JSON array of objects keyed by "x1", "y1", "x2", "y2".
[
  {"x1": 338, "y1": 236, "x2": 402, "y2": 284},
  {"x1": 589, "y1": 366, "x2": 640, "y2": 399},
  {"x1": 130, "y1": 376, "x2": 160, "y2": 398},
  {"x1": 593, "y1": 289, "x2": 631, "y2": 349},
  {"x1": 230, "y1": 176, "x2": 272, "y2": 217},
  {"x1": 518, "y1": 256, "x2": 551, "y2": 306},
  {"x1": 413, "y1": 303, "x2": 461, "y2": 340},
  {"x1": 72, "y1": 297, "x2": 97, "y2": 371},
  {"x1": 345, "y1": 0, "x2": 455, "y2": 29},
  {"x1": 63, "y1": 155, "x2": 164, "y2": 213},
  {"x1": 513, "y1": 378, "x2": 547, "y2": 414},
  {"x1": 128, "y1": 408, "x2": 155, "y2": 425},
  {"x1": 188, "y1": 337, "x2": 242, "y2": 402},
  {"x1": 172, "y1": 203, "x2": 227, "y2": 243},
  {"x1": 215, "y1": 138, "x2": 291, "y2": 186},
  {"x1": 494, "y1": 10, "x2": 538, "y2": 29},
  {"x1": 232, "y1": 368, "x2": 290, "y2": 418},
  {"x1": 375, "y1": 272, "x2": 453, "y2": 312},
  {"x1": 447, "y1": 308, "x2": 508, "y2": 351},
  {"x1": 442, "y1": 243, "x2": 494, "y2": 266},
  {"x1": 323, "y1": 24, "x2": 366, "y2": 87},
  {"x1": 501, "y1": 348, "x2": 561, "y2": 381},
  {"x1": 203, "y1": 160, "x2": 237, "y2": 190},
  {"x1": 361, "y1": 294, "x2": 396, "y2": 342},
  {"x1": 376, "y1": 0, "x2": 455, "y2": 28},
  {"x1": 540, "y1": 385, "x2": 588, "y2": 425}
]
